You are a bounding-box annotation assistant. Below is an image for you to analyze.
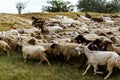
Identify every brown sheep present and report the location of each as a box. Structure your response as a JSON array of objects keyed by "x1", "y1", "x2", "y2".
[
  {"x1": 110, "y1": 36, "x2": 120, "y2": 44},
  {"x1": 103, "y1": 40, "x2": 120, "y2": 55},
  {"x1": 49, "y1": 43, "x2": 79, "y2": 65},
  {"x1": 0, "y1": 40, "x2": 11, "y2": 56}
]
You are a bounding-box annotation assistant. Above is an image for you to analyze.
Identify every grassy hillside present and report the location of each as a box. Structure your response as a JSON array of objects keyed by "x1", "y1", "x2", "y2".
[
  {"x1": 0, "y1": 12, "x2": 119, "y2": 80},
  {"x1": 0, "y1": 53, "x2": 119, "y2": 80}
]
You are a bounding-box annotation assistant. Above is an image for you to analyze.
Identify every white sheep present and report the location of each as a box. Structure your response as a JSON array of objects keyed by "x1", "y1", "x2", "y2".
[
  {"x1": 75, "y1": 44, "x2": 120, "y2": 80},
  {"x1": 5, "y1": 29, "x2": 20, "y2": 37},
  {"x1": 17, "y1": 38, "x2": 51, "y2": 66},
  {"x1": 44, "y1": 26, "x2": 63, "y2": 35},
  {"x1": 22, "y1": 45, "x2": 50, "y2": 66},
  {"x1": 51, "y1": 38, "x2": 72, "y2": 43}
]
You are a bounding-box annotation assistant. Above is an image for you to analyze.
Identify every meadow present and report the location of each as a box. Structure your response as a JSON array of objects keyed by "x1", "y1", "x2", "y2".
[
  {"x1": 0, "y1": 53, "x2": 119, "y2": 80},
  {"x1": 0, "y1": 12, "x2": 119, "y2": 80}
]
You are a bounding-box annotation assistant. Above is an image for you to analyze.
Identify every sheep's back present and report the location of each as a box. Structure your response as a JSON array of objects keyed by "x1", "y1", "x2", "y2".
[{"x1": 91, "y1": 51, "x2": 119, "y2": 65}]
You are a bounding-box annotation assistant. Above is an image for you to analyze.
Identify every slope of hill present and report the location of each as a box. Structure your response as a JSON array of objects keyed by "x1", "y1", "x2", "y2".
[{"x1": 0, "y1": 12, "x2": 119, "y2": 31}]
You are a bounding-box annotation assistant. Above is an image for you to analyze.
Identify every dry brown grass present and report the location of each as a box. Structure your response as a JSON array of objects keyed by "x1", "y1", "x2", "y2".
[{"x1": 0, "y1": 12, "x2": 114, "y2": 31}]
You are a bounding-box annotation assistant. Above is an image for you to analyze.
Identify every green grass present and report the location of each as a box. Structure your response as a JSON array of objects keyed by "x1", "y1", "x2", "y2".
[{"x1": 0, "y1": 53, "x2": 119, "y2": 80}]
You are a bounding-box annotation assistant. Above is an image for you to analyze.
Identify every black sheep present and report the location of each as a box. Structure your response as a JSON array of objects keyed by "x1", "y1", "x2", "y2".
[
  {"x1": 85, "y1": 12, "x2": 91, "y2": 19},
  {"x1": 88, "y1": 39, "x2": 105, "y2": 51},
  {"x1": 74, "y1": 35, "x2": 92, "y2": 44}
]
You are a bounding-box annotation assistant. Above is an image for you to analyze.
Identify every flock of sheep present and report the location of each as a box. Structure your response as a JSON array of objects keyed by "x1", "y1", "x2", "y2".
[{"x1": 0, "y1": 13, "x2": 120, "y2": 79}]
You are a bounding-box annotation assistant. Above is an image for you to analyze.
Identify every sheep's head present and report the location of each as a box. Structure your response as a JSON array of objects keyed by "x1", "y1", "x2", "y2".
[
  {"x1": 50, "y1": 43, "x2": 58, "y2": 49},
  {"x1": 75, "y1": 44, "x2": 84, "y2": 55},
  {"x1": 102, "y1": 39, "x2": 112, "y2": 46},
  {"x1": 31, "y1": 16, "x2": 37, "y2": 20},
  {"x1": 16, "y1": 37, "x2": 26, "y2": 47},
  {"x1": 110, "y1": 36, "x2": 115, "y2": 41},
  {"x1": 28, "y1": 38, "x2": 36, "y2": 45}
]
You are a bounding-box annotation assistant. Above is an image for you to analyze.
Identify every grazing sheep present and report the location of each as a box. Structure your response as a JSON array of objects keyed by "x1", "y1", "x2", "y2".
[
  {"x1": 0, "y1": 40, "x2": 11, "y2": 56},
  {"x1": 75, "y1": 44, "x2": 120, "y2": 80}
]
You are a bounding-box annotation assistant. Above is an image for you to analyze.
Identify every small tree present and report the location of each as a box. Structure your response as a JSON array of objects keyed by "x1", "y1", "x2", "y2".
[
  {"x1": 16, "y1": 1, "x2": 26, "y2": 14},
  {"x1": 42, "y1": 0, "x2": 74, "y2": 12}
]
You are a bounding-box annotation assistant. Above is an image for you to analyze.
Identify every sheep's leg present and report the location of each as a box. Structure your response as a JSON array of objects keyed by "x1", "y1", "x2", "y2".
[
  {"x1": 42, "y1": 55, "x2": 51, "y2": 66},
  {"x1": 104, "y1": 66, "x2": 113, "y2": 80},
  {"x1": 45, "y1": 58, "x2": 51, "y2": 66},
  {"x1": 66, "y1": 56, "x2": 73, "y2": 65},
  {"x1": 43, "y1": 56, "x2": 51, "y2": 66},
  {"x1": 93, "y1": 64, "x2": 103, "y2": 75},
  {"x1": 3, "y1": 50, "x2": 9, "y2": 56},
  {"x1": 23, "y1": 53, "x2": 27, "y2": 62},
  {"x1": 83, "y1": 64, "x2": 91, "y2": 76},
  {"x1": 60, "y1": 56, "x2": 66, "y2": 66},
  {"x1": 38, "y1": 59, "x2": 42, "y2": 65},
  {"x1": 6, "y1": 51, "x2": 9, "y2": 56},
  {"x1": 65, "y1": 56, "x2": 70, "y2": 62},
  {"x1": 78, "y1": 54, "x2": 87, "y2": 69}
]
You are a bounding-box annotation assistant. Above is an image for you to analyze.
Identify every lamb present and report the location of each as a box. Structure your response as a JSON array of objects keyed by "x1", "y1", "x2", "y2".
[
  {"x1": 0, "y1": 40, "x2": 11, "y2": 56},
  {"x1": 75, "y1": 44, "x2": 120, "y2": 80},
  {"x1": 17, "y1": 38, "x2": 51, "y2": 66}
]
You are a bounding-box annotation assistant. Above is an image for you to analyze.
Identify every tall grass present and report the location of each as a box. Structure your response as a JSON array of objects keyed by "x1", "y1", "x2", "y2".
[{"x1": 0, "y1": 53, "x2": 119, "y2": 80}]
